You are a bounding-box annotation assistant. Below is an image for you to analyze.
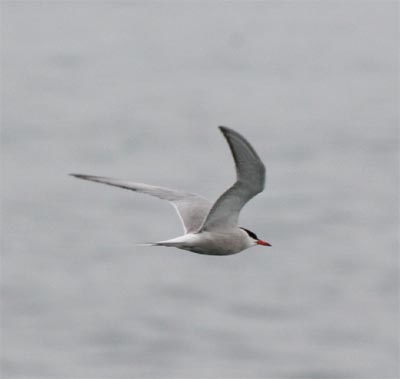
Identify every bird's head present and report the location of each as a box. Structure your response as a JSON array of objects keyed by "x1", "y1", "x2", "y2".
[{"x1": 240, "y1": 227, "x2": 271, "y2": 248}]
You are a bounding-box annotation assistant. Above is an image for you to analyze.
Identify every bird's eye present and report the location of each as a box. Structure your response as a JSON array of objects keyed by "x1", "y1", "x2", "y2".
[{"x1": 240, "y1": 227, "x2": 258, "y2": 240}]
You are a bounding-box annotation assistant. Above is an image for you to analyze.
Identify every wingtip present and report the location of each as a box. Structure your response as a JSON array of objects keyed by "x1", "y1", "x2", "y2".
[
  {"x1": 69, "y1": 173, "x2": 92, "y2": 180},
  {"x1": 219, "y1": 125, "x2": 239, "y2": 137}
]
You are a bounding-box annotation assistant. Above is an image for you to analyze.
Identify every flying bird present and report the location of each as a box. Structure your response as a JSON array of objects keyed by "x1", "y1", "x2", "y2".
[{"x1": 71, "y1": 126, "x2": 270, "y2": 255}]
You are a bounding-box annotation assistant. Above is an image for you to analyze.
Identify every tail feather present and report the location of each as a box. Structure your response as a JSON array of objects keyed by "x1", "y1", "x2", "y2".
[{"x1": 136, "y1": 241, "x2": 184, "y2": 248}]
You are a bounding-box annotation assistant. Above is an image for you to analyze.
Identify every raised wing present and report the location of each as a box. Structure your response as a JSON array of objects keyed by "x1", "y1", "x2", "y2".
[
  {"x1": 200, "y1": 126, "x2": 265, "y2": 231},
  {"x1": 70, "y1": 174, "x2": 212, "y2": 233}
]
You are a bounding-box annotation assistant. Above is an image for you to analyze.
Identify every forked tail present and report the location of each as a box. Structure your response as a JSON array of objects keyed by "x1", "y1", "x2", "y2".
[
  {"x1": 136, "y1": 241, "x2": 183, "y2": 248},
  {"x1": 136, "y1": 234, "x2": 190, "y2": 248}
]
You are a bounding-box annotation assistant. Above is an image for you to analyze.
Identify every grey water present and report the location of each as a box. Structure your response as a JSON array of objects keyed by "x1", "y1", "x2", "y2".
[{"x1": 1, "y1": 2, "x2": 398, "y2": 378}]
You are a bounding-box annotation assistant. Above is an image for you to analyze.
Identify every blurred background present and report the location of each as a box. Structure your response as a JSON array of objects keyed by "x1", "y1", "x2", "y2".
[{"x1": 1, "y1": 1, "x2": 398, "y2": 378}]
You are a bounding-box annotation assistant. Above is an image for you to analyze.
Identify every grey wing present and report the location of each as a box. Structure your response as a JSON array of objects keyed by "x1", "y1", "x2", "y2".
[
  {"x1": 200, "y1": 126, "x2": 266, "y2": 231},
  {"x1": 70, "y1": 174, "x2": 212, "y2": 233}
]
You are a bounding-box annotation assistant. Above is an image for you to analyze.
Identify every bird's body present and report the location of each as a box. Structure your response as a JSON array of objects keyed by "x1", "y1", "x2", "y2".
[
  {"x1": 150, "y1": 228, "x2": 253, "y2": 256},
  {"x1": 71, "y1": 126, "x2": 271, "y2": 255}
]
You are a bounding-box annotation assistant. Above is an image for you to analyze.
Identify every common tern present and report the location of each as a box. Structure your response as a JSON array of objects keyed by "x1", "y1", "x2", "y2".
[{"x1": 71, "y1": 126, "x2": 271, "y2": 255}]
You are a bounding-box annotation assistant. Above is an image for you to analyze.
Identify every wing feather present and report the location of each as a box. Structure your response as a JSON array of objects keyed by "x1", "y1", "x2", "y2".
[
  {"x1": 70, "y1": 174, "x2": 211, "y2": 233},
  {"x1": 200, "y1": 126, "x2": 265, "y2": 231}
]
